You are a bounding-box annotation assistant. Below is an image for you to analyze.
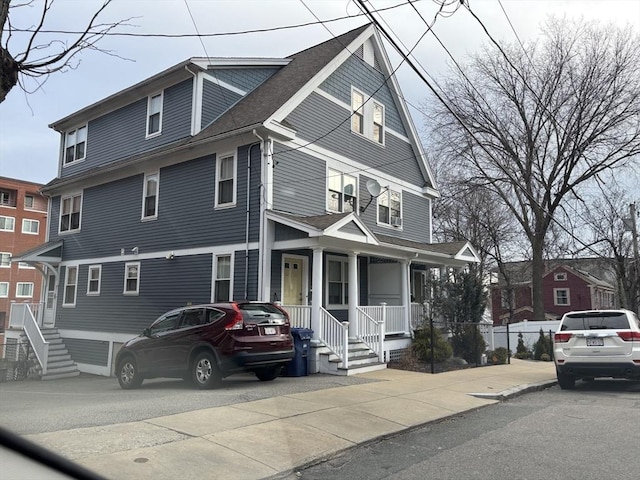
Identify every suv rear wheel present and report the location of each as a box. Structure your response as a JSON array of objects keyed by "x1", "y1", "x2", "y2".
[
  {"x1": 255, "y1": 365, "x2": 282, "y2": 382},
  {"x1": 192, "y1": 351, "x2": 220, "y2": 389},
  {"x1": 557, "y1": 369, "x2": 576, "y2": 390},
  {"x1": 117, "y1": 357, "x2": 143, "y2": 389}
]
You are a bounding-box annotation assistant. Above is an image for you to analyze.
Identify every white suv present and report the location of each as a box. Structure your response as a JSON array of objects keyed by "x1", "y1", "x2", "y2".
[{"x1": 554, "y1": 309, "x2": 640, "y2": 389}]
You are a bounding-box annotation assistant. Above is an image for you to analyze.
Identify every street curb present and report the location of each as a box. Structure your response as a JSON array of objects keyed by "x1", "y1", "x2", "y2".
[
  {"x1": 468, "y1": 379, "x2": 558, "y2": 401},
  {"x1": 265, "y1": 380, "x2": 557, "y2": 479}
]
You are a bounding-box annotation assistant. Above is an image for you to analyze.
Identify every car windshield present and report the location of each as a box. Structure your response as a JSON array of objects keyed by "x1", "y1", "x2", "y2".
[{"x1": 561, "y1": 312, "x2": 630, "y2": 331}]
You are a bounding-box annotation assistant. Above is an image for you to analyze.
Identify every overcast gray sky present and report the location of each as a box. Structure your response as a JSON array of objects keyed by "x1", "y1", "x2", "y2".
[{"x1": 0, "y1": 0, "x2": 638, "y2": 185}]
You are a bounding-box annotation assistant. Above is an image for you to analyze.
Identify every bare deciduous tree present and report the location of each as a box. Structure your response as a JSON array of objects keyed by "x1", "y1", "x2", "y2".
[
  {"x1": 0, "y1": 0, "x2": 127, "y2": 103},
  {"x1": 426, "y1": 18, "x2": 640, "y2": 322}
]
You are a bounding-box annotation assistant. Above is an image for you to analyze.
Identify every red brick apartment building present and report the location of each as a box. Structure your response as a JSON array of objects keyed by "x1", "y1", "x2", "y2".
[{"x1": 0, "y1": 177, "x2": 48, "y2": 339}]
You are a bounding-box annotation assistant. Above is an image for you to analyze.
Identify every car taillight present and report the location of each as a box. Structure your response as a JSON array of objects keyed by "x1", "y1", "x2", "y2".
[
  {"x1": 224, "y1": 306, "x2": 244, "y2": 331},
  {"x1": 554, "y1": 333, "x2": 572, "y2": 343},
  {"x1": 617, "y1": 331, "x2": 640, "y2": 341}
]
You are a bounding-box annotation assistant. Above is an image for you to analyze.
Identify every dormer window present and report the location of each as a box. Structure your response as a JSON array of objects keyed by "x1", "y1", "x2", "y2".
[
  {"x1": 64, "y1": 126, "x2": 87, "y2": 165},
  {"x1": 351, "y1": 87, "x2": 385, "y2": 145},
  {"x1": 146, "y1": 92, "x2": 163, "y2": 137}
]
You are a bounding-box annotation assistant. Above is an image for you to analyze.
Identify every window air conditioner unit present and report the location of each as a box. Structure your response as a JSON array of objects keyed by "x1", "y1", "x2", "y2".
[{"x1": 391, "y1": 217, "x2": 402, "y2": 227}]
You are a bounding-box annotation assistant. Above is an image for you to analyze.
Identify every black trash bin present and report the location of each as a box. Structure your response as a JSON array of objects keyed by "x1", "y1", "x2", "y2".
[{"x1": 283, "y1": 328, "x2": 313, "y2": 377}]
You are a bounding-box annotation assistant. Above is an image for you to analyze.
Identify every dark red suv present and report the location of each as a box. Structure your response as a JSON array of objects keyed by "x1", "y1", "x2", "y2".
[{"x1": 115, "y1": 302, "x2": 294, "y2": 389}]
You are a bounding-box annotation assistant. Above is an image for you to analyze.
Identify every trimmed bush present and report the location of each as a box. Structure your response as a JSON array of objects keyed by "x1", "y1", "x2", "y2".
[
  {"x1": 451, "y1": 323, "x2": 487, "y2": 364},
  {"x1": 488, "y1": 347, "x2": 509, "y2": 364},
  {"x1": 412, "y1": 327, "x2": 453, "y2": 363}
]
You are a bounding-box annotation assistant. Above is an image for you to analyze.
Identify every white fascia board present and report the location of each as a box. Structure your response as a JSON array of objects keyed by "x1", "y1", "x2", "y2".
[
  {"x1": 265, "y1": 25, "x2": 376, "y2": 125},
  {"x1": 192, "y1": 58, "x2": 291, "y2": 68},
  {"x1": 369, "y1": 29, "x2": 438, "y2": 192},
  {"x1": 454, "y1": 242, "x2": 481, "y2": 263},
  {"x1": 265, "y1": 211, "x2": 320, "y2": 236},
  {"x1": 263, "y1": 121, "x2": 297, "y2": 141},
  {"x1": 323, "y1": 214, "x2": 379, "y2": 245},
  {"x1": 202, "y1": 72, "x2": 247, "y2": 96}
]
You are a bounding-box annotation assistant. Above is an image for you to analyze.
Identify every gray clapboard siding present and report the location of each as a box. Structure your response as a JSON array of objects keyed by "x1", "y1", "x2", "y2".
[
  {"x1": 56, "y1": 256, "x2": 213, "y2": 334},
  {"x1": 209, "y1": 67, "x2": 280, "y2": 93},
  {"x1": 318, "y1": 54, "x2": 407, "y2": 137},
  {"x1": 284, "y1": 92, "x2": 424, "y2": 187},
  {"x1": 61, "y1": 79, "x2": 194, "y2": 179},
  {"x1": 274, "y1": 223, "x2": 309, "y2": 241},
  {"x1": 62, "y1": 338, "x2": 109, "y2": 366},
  {"x1": 48, "y1": 143, "x2": 262, "y2": 260},
  {"x1": 272, "y1": 143, "x2": 327, "y2": 216},
  {"x1": 201, "y1": 79, "x2": 243, "y2": 128},
  {"x1": 233, "y1": 248, "x2": 259, "y2": 301}
]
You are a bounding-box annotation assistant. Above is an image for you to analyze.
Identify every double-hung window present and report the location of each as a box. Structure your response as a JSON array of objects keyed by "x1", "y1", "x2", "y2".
[
  {"x1": 378, "y1": 189, "x2": 402, "y2": 227},
  {"x1": 24, "y1": 195, "x2": 34, "y2": 209},
  {"x1": 22, "y1": 219, "x2": 39, "y2": 234},
  {"x1": 60, "y1": 194, "x2": 82, "y2": 233},
  {"x1": 147, "y1": 92, "x2": 163, "y2": 137},
  {"x1": 327, "y1": 257, "x2": 348, "y2": 307},
  {"x1": 554, "y1": 288, "x2": 570, "y2": 306},
  {"x1": 64, "y1": 126, "x2": 87, "y2": 165},
  {"x1": 16, "y1": 282, "x2": 34, "y2": 298},
  {"x1": 0, "y1": 252, "x2": 10, "y2": 268},
  {"x1": 63, "y1": 266, "x2": 78, "y2": 306},
  {"x1": 142, "y1": 172, "x2": 159, "y2": 219},
  {"x1": 328, "y1": 169, "x2": 357, "y2": 213},
  {"x1": 351, "y1": 88, "x2": 385, "y2": 145},
  {"x1": 87, "y1": 265, "x2": 102, "y2": 295},
  {"x1": 215, "y1": 154, "x2": 236, "y2": 208},
  {"x1": 124, "y1": 262, "x2": 140, "y2": 295},
  {"x1": 0, "y1": 215, "x2": 15, "y2": 232},
  {"x1": 214, "y1": 255, "x2": 232, "y2": 302},
  {"x1": 0, "y1": 282, "x2": 8, "y2": 297}
]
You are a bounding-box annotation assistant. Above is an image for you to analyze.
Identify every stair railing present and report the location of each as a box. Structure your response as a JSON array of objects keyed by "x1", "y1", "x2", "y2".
[
  {"x1": 356, "y1": 306, "x2": 385, "y2": 362},
  {"x1": 9, "y1": 303, "x2": 49, "y2": 375},
  {"x1": 319, "y1": 307, "x2": 349, "y2": 369}
]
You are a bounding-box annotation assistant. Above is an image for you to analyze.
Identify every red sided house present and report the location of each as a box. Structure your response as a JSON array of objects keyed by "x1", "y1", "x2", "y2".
[{"x1": 491, "y1": 263, "x2": 616, "y2": 324}]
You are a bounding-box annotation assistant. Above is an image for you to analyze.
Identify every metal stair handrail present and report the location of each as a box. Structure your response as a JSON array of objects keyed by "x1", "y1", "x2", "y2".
[
  {"x1": 9, "y1": 303, "x2": 49, "y2": 375},
  {"x1": 356, "y1": 306, "x2": 385, "y2": 362}
]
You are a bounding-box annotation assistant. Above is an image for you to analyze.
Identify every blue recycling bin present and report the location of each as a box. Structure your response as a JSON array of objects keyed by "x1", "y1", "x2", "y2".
[{"x1": 283, "y1": 328, "x2": 313, "y2": 377}]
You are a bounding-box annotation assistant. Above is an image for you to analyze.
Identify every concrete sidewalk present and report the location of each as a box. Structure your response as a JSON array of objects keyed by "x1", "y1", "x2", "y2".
[{"x1": 24, "y1": 359, "x2": 557, "y2": 480}]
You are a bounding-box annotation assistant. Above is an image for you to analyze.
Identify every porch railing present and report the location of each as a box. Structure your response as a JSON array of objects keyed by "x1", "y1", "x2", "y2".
[
  {"x1": 8, "y1": 303, "x2": 49, "y2": 375},
  {"x1": 355, "y1": 307, "x2": 385, "y2": 362},
  {"x1": 8, "y1": 302, "x2": 44, "y2": 328},
  {"x1": 360, "y1": 304, "x2": 406, "y2": 335},
  {"x1": 319, "y1": 307, "x2": 349, "y2": 369},
  {"x1": 281, "y1": 305, "x2": 311, "y2": 329},
  {"x1": 410, "y1": 303, "x2": 425, "y2": 330}
]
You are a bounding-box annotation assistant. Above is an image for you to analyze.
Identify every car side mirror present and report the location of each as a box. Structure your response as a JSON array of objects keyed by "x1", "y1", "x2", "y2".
[{"x1": 143, "y1": 327, "x2": 151, "y2": 337}]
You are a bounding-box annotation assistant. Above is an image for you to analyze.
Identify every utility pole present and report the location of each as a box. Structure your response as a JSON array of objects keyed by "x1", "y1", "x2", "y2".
[{"x1": 631, "y1": 203, "x2": 639, "y2": 268}]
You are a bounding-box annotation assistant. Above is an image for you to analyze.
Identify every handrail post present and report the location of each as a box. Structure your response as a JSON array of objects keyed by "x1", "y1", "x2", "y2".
[
  {"x1": 378, "y1": 317, "x2": 385, "y2": 362},
  {"x1": 342, "y1": 321, "x2": 349, "y2": 369}
]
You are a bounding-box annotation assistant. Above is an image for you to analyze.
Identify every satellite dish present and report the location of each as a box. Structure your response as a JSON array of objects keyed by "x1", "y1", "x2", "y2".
[{"x1": 366, "y1": 179, "x2": 382, "y2": 197}]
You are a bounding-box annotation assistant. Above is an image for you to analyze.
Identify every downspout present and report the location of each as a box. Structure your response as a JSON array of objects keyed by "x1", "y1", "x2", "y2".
[
  {"x1": 252, "y1": 129, "x2": 266, "y2": 300},
  {"x1": 244, "y1": 142, "x2": 260, "y2": 300},
  {"x1": 184, "y1": 65, "x2": 199, "y2": 135}
]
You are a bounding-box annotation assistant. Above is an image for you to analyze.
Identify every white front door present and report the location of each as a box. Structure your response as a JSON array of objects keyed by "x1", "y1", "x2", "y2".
[
  {"x1": 42, "y1": 274, "x2": 57, "y2": 327},
  {"x1": 283, "y1": 257, "x2": 304, "y2": 305}
]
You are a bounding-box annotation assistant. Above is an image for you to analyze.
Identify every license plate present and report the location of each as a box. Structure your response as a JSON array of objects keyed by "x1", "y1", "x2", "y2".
[
  {"x1": 586, "y1": 337, "x2": 604, "y2": 346},
  {"x1": 264, "y1": 327, "x2": 276, "y2": 335}
]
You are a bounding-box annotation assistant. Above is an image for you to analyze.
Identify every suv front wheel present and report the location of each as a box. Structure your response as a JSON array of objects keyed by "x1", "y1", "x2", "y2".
[{"x1": 192, "y1": 351, "x2": 220, "y2": 389}]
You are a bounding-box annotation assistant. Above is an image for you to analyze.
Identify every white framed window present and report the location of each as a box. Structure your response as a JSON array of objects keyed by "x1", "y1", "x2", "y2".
[
  {"x1": 24, "y1": 195, "x2": 34, "y2": 209},
  {"x1": 124, "y1": 262, "x2": 140, "y2": 295},
  {"x1": 18, "y1": 262, "x2": 35, "y2": 269},
  {"x1": 214, "y1": 255, "x2": 232, "y2": 302},
  {"x1": 64, "y1": 125, "x2": 87, "y2": 165},
  {"x1": 63, "y1": 266, "x2": 78, "y2": 306},
  {"x1": 326, "y1": 256, "x2": 349, "y2": 307},
  {"x1": 350, "y1": 87, "x2": 385, "y2": 145},
  {"x1": 16, "y1": 282, "x2": 34, "y2": 298},
  {"x1": 59, "y1": 193, "x2": 82, "y2": 233},
  {"x1": 87, "y1": 265, "x2": 102, "y2": 295},
  {"x1": 0, "y1": 252, "x2": 10, "y2": 268},
  {"x1": 142, "y1": 172, "x2": 159, "y2": 220},
  {"x1": 0, "y1": 282, "x2": 8, "y2": 297},
  {"x1": 146, "y1": 92, "x2": 163, "y2": 137},
  {"x1": 215, "y1": 153, "x2": 236, "y2": 208},
  {"x1": 22, "y1": 218, "x2": 39, "y2": 234},
  {"x1": 327, "y1": 169, "x2": 357, "y2": 213},
  {"x1": 554, "y1": 288, "x2": 570, "y2": 306},
  {"x1": 554, "y1": 272, "x2": 567, "y2": 281},
  {"x1": 377, "y1": 189, "x2": 402, "y2": 227},
  {"x1": 0, "y1": 215, "x2": 15, "y2": 232},
  {"x1": 0, "y1": 189, "x2": 15, "y2": 206}
]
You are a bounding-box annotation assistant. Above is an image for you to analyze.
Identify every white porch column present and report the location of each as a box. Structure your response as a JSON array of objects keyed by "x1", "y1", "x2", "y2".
[
  {"x1": 348, "y1": 252, "x2": 359, "y2": 339},
  {"x1": 311, "y1": 247, "x2": 324, "y2": 342},
  {"x1": 401, "y1": 260, "x2": 411, "y2": 334}
]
